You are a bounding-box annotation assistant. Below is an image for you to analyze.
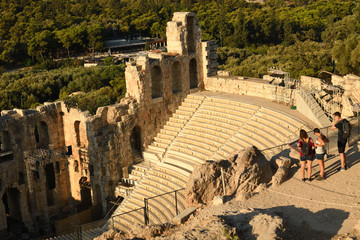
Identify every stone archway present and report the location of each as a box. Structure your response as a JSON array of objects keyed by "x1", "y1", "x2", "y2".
[
  {"x1": 189, "y1": 58, "x2": 198, "y2": 89},
  {"x1": 187, "y1": 15, "x2": 196, "y2": 54},
  {"x1": 1, "y1": 188, "x2": 26, "y2": 236},
  {"x1": 151, "y1": 65, "x2": 163, "y2": 98},
  {"x1": 171, "y1": 61, "x2": 182, "y2": 93},
  {"x1": 130, "y1": 126, "x2": 142, "y2": 154}
]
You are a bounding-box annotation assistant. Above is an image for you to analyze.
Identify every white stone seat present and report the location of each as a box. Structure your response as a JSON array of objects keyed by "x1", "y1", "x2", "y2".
[
  {"x1": 192, "y1": 115, "x2": 239, "y2": 131},
  {"x1": 256, "y1": 110, "x2": 298, "y2": 132},
  {"x1": 181, "y1": 102, "x2": 200, "y2": 108},
  {"x1": 248, "y1": 120, "x2": 288, "y2": 140},
  {"x1": 261, "y1": 107, "x2": 306, "y2": 127},
  {"x1": 164, "y1": 125, "x2": 182, "y2": 132},
  {"x1": 240, "y1": 128, "x2": 273, "y2": 149},
  {"x1": 203, "y1": 100, "x2": 258, "y2": 114},
  {"x1": 195, "y1": 112, "x2": 245, "y2": 127},
  {"x1": 171, "y1": 113, "x2": 191, "y2": 120},
  {"x1": 208, "y1": 97, "x2": 260, "y2": 111},
  {"x1": 196, "y1": 109, "x2": 248, "y2": 124},
  {"x1": 200, "y1": 104, "x2": 254, "y2": 119},
  {"x1": 154, "y1": 136, "x2": 172, "y2": 144},
  {"x1": 178, "y1": 105, "x2": 197, "y2": 112},
  {"x1": 175, "y1": 109, "x2": 194, "y2": 116},
  {"x1": 157, "y1": 132, "x2": 176, "y2": 140},
  {"x1": 147, "y1": 145, "x2": 166, "y2": 153},
  {"x1": 189, "y1": 120, "x2": 233, "y2": 136},
  {"x1": 148, "y1": 173, "x2": 185, "y2": 191},
  {"x1": 113, "y1": 219, "x2": 131, "y2": 233},
  {"x1": 164, "y1": 155, "x2": 196, "y2": 172},
  {"x1": 175, "y1": 136, "x2": 218, "y2": 152},
  {"x1": 149, "y1": 169, "x2": 187, "y2": 186},
  {"x1": 155, "y1": 162, "x2": 192, "y2": 177},
  {"x1": 178, "y1": 131, "x2": 223, "y2": 148},
  {"x1": 253, "y1": 115, "x2": 293, "y2": 138},
  {"x1": 168, "y1": 116, "x2": 188, "y2": 124},
  {"x1": 167, "y1": 146, "x2": 208, "y2": 162},
  {"x1": 129, "y1": 195, "x2": 172, "y2": 223},
  {"x1": 152, "y1": 141, "x2": 169, "y2": 149},
  {"x1": 182, "y1": 126, "x2": 229, "y2": 141},
  {"x1": 242, "y1": 125, "x2": 279, "y2": 146},
  {"x1": 160, "y1": 128, "x2": 178, "y2": 136}
]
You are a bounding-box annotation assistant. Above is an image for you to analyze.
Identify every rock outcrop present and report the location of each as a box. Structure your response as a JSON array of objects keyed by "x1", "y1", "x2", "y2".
[{"x1": 185, "y1": 147, "x2": 273, "y2": 207}]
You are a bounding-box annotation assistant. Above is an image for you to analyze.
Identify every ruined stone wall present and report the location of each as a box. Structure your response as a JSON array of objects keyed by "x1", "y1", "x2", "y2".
[
  {"x1": 203, "y1": 76, "x2": 293, "y2": 104},
  {"x1": 0, "y1": 103, "x2": 69, "y2": 234},
  {"x1": 0, "y1": 12, "x2": 215, "y2": 236}
]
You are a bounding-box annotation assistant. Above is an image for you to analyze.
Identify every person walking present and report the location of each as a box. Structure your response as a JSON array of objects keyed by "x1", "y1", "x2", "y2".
[
  {"x1": 331, "y1": 112, "x2": 350, "y2": 171},
  {"x1": 297, "y1": 129, "x2": 315, "y2": 182},
  {"x1": 313, "y1": 128, "x2": 327, "y2": 180}
]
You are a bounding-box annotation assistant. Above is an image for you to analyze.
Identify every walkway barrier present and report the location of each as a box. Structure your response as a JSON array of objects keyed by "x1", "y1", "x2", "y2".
[
  {"x1": 143, "y1": 188, "x2": 185, "y2": 225},
  {"x1": 261, "y1": 115, "x2": 360, "y2": 159}
]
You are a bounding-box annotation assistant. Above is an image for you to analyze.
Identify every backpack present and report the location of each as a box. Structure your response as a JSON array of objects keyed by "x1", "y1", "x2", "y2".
[
  {"x1": 301, "y1": 138, "x2": 311, "y2": 157},
  {"x1": 342, "y1": 119, "x2": 351, "y2": 139}
]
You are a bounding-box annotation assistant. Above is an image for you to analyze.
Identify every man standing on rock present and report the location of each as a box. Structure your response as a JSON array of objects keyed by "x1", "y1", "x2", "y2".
[{"x1": 331, "y1": 112, "x2": 350, "y2": 171}]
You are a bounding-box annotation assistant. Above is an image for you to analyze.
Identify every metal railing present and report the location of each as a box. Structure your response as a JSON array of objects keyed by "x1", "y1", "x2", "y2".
[
  {"x1": 261, "y1": 115, "x2": 360, "y2": 159},
  {"x1": 143, "y1": 188, "x2": 185, "y2": 225}
]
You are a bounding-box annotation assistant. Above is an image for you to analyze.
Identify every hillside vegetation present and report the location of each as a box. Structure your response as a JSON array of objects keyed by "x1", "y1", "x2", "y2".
[{"x1": 0, "y1": 0, "x2": 360, "y2": 112}]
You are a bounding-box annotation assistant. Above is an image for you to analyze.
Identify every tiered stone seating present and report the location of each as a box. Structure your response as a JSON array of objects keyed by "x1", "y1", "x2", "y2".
[
  {"x1": 142, "y1": 95, "x2": 205, "y2": 161},
  {"x1": 108, "y1": 93, "x2": 313, "y2": 233}
]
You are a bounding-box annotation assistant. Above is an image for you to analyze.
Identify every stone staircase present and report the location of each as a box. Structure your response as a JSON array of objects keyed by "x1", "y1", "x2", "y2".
[{"x1": 105, "y1": 93, "x2": 313, "y2": 233}]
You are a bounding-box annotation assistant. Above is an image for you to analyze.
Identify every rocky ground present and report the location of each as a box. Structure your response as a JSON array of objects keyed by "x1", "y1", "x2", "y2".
[{"x1": 97, "y1": 144, "x2": 360, "y2": 240}]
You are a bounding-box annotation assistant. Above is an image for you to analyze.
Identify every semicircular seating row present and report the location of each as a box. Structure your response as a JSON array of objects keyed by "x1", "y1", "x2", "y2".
[{"x1": 107, "y1": 93, "x2": 312, "y2": 232}]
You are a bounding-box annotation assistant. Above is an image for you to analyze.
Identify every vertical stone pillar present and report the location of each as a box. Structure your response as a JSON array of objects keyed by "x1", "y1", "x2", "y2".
[
  {"x1": 38, "y1": 163, "x2": 50, "y2": 234},
  {"x1": 25, "y1": 160, "x2": 38, "y2": 233},
  {"x1": 19, "y1": 186, "x2": 33, "y2": 232}
]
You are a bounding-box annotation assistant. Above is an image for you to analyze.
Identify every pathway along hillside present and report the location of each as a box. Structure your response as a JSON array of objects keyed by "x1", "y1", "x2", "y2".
[{"x1": 164, "y1": 143, "x2": 360, "y2": 239}]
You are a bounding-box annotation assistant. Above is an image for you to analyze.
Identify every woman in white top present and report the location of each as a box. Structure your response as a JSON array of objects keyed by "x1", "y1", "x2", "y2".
[{"x1": 313, "y1": 128, "x2": 328, "y2": 180}]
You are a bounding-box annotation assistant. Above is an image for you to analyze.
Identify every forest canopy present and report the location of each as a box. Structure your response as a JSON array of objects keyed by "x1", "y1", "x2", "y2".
[{"x1": 1, "y1": 0, "x2": 360, "y2": 112}]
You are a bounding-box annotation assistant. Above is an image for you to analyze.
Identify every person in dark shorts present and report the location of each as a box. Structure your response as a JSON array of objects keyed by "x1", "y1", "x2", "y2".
[
  {"x1": 331, "y1": 112, "x2": 348, "y2": 171},
  {"x1": 297, "y1": 129, "x2": 315, "y2": 182},
  {"x1": 313, "y1": 128, "x2": 328, "y2": 180}
]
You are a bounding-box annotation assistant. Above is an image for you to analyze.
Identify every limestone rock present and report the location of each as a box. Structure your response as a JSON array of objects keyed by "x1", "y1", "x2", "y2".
[
  {"x1": 271, "y1": 157, "x2": 292, "y2": 186},
  {"x1": 185, "y1": 147, "x2": 272, "y2": 207}
]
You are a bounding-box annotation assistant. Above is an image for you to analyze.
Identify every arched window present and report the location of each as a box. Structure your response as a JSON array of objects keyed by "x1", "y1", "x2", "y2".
[
  {"x1": 74, "y1": 121, "x2": 81, "y2": 147},
  {"x1": 0, "y1": 131, "x2": 11, "y2": 152},
  {"x1": 130, "y1": 126, "x2": 142, "y2": 153},
  {"x1": 189, "y1": 58, "x2": 198, "y2": 89},
  {"x1": 74, "y1": 160, "x2": 79, "y2": 172},
  {"x1": 151, "y1": 66, "x2": 163, "y2": 98},
  {"x1": 171, "y1": 61, "x2": 182, "y2": 93},
  {"x1": 187, "y1": 16, "x2": 196, "y2": 54},
  {"x1": 39, "y1": 121, "x2": 50, "y2": 148}
]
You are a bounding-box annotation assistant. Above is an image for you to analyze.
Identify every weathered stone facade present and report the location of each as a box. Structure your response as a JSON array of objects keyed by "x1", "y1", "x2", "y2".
[{"x1": 0, "y1": 12, "x2": 216, "y2": 237}]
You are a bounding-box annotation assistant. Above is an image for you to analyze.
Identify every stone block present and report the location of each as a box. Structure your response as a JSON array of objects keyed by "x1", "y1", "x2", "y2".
[
  {"x1": 172, "y1": 207, "x2": 198, "y2": 225},
  {"x1": 212, "y1": 195, "x2": 224, "y2": 205}
]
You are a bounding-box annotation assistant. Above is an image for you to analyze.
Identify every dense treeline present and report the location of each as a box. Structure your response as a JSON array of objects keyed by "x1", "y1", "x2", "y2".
[
  {"x1": 1, "y1": 0, "x2": 360, "y2": 112},
  {"x1": 0, "y1": 64, "x2": 126, "y2": 113}
]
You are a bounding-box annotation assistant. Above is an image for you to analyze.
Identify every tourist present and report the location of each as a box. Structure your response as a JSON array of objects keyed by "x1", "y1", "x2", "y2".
[
  {"x1": 331, "y1": 112, "x2": 351, "y2": 171},
  {"x1": 313, "y1": 128, "x2": 328, "y2": 180},
  {"x1": 297, "y1": 129, "x2": 315, "y2": 182}
]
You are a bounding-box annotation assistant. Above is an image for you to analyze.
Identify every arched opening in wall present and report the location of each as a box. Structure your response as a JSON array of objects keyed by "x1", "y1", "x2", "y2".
[
  {"x1": 187, "y1": 16, "x2": 196, "y2": 54},
  {"x1": 45, "y1": 163, "x2": 55, "y2": 206},
  {"x1": 34, "y1": 125, "x2": 40, "y2": 144},
  {"x1": 171, "y1": 61, "x2": 182, "y2": 93},
  {"x1": 74, "y1": 160, "x2": 79, "y2": 172},
  {"x1": 38, "y1": 121, "x2": 50, "y2": 148},
  {"x1": 2, "y1": 188, "x2": 25, "y2": 233},
  {"x1": 0, "y1": 131, "x2": 13, "y2": 162},
  {"x1": 130, "y1": 126, "x2": 142, "y2": 156},
  {"x1": 79, "y1": 177, "x2": 92, "y2": 211},
  {"x1": 0, "y1": 131, "x2": 11, "y2": 152},
  {"x1": 151, "y1": 66, "x2": 163, "y2": 99},
  {"x1": 74, "y1": 121, "x2": 81, "y2": 147},
  {"x1": 94, "y1": 184, "x2": 103, "y2": 214},
  {"x1": 189, "y1": 58, "x2": 198, "y2": 89}
]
